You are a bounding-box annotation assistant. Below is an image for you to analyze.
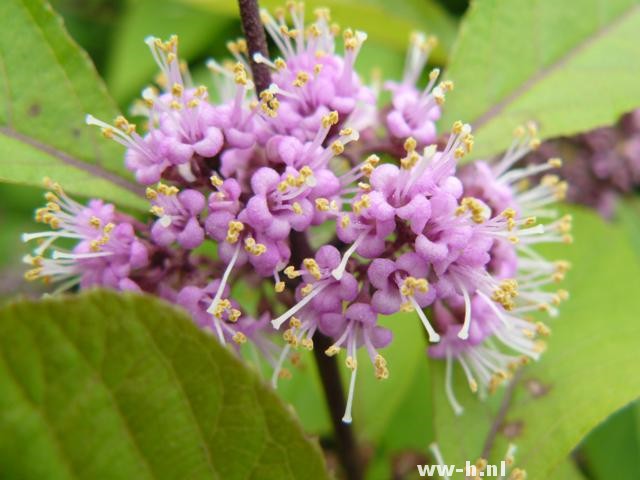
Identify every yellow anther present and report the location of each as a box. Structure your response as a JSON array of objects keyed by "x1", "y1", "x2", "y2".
[
  {"x1": 210, "y1": 175, "x2": 223, "y2": 188},
  {"x1": 284, "y1": 266, "x2": 300, "y2": 279},
  {"x1": 315, "y1": 198, "x2": 330, "y2": 211},
  {"x1": 536, "y1": 322, "x2": 551, "y2": 336},
  {"x1": 325, "y1": 345, "x2": 340, "y2": 356},
  {"x1": 331, "y1": 141, "x2": 345, "y2": 155},
  {"x1": 229, "y1": 309, "x2": 242, "y2": 323},
  {"x1": 301, "y1": 283, "x2": 314, "y2": 296},
  {"x1": 101, "y1": 127, "x2": 115, "y2": 139},
  {"x1": 171, "y1": 83, "x2": 184, "y2": 97},
  {"x1": 345, "y1": 356, "x2": 357, "y2": 370},
  {"x1": 45, "y1": 202, "x2": 60, "y2": 212},
  {"x1": 440, "y1": 80, "x2": 454, "y2": 92},
  {"x1": 275, "y1": 281, "x2": 285, "y2": 293},
  {"x1": 289, "y1": 316, "x2": 302, "y2": 328},
  {"x1": 232, "y1": 332, "x2": 247, "y2": 344},
  {"x1": 399, "y1": 302, "x2": 414, "y2": 312},
  {"x1": 340, "y1": 215, "x2": 351, "y2": 228},
  {"x1": 292, "y1": 202, "x2": 303, "y2": 215},
  {"x1": 293, "y1": 71, "x2": 310, "y2": 87},
  {"x1": 454, "y1": 146, "x2": 466, "y2": 158},
  {"x1": 404, "y1": 137, "x2": 417, "y2": 152},
  {"x1": 548, "y1": 157, "x2": 563, "y2": 168},
  {"x1": 145, "y1": 187, "x2": 157, "y2": 200},
  {"x1": 150, "y1": 205, "x2": 165, "y2": 217},
  {"x1": 89, "y1": 216, "x2": 102, "y2": 229},
  {"x1": 366, "y1": 154, "x2": 380, "y2": 166},
  {"x1": 24, "y1": 268, "x2": 42, "y2": 281}
]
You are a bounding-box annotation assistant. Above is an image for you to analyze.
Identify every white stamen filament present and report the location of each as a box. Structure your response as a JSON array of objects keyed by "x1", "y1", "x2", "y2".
[
  {"x1": 342, "y1": 362, "x2": 357, "y2": 424},
  {"x1": 408, "y1": 296, "x2": 440, "y2": 342},
  {"x1": 428, "y1": 443, "x2": 451, "y2": 480},
  {"x1": 445, "y1": 350, "x2": 464, "y2": 416},
  {"x1": 331, "y1": 230, "x2": 368, "y2": 280},
  {"x1": 206, "y1": 242, "x2": 241, "y2": 315},
  {"x1": 52, "y1": 250, "x2": 113, "y2": 260},
  {"x1": 457, "y1": 284, "x2": 472, "y2": 339},
  {"x1": 271, "y1": 282, "x2": 329, "y2": 329},
  {"x1": 271, "y1": 343, "x2": 292, "y2": 388},
  {"x1": 177, "y1": 163, "x2": 196, "y2": 182}
]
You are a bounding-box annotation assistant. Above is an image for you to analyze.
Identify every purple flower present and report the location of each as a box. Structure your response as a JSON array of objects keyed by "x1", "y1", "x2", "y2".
[
  {"x1": 26, "y1": 11, "x2": 574, "y2": 428},
  {"x1": 384, "y1": 34, "x2": 450, "y2": 146},
  {"x1": 322, "y1": 302, "x2": 392, "y2": 423},
  {"x1": 148, "y1": 184, "x2": 205, "y2": 249},
  {"x1": 23, "y1": 180, "x2": 148, "y2": 292}
]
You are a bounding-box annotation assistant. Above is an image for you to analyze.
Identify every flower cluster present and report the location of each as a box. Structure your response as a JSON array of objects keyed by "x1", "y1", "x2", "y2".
[
  {"x1": 523, "y1": 109, "x2": 640, "y2": 217},
  {"x1": 23, "y1": 3, "x2": 570, "y2": 422}
]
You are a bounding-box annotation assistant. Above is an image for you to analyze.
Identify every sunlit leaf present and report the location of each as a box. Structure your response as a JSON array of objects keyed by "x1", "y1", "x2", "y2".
[
  {"x1": 0, "y1": 290, "x2": 330, "y2": 480},
  {"x1": 443, "y1": 0, "x2": 640, "y2": 159},
  {"x1": 0, "y1": 0, "x2": 144, "y2": 210}
]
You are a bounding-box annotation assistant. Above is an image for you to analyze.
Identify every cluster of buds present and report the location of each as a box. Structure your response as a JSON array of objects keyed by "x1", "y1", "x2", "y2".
[
  {"x1": 523, "y1": 109, "x2": 640, "y2": 217},
  {"x1": 23, "y1": 3, "x2": 570, "y2": 423}
]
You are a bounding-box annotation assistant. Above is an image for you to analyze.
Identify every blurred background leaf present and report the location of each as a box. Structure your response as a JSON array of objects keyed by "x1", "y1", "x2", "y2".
[
  {"x1": 105, "y1": 0, "x2": 236, "y2": 108},
  {"x1": 181, "y1": 0, "x2": 457, "y2": 64},
  {"x1": 0, "y1": 290, "x2": 330, "y2": 480},
  {"x1": 442, "y1": 0, "x2": 640, "y2": 160},
  {"x1": 0, "y1": 0, "x2": 144, "y2": 209}
]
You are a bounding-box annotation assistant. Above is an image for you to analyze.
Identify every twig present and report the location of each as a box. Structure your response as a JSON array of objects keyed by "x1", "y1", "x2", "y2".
[
  {"x1": 481, "y1": 369, "x2": 524, "y2": 459},
  {"x1": 289, "y1": 231, "x2": 363, "y2": 480},
  {"x1": 236, "y1": 1, "x2": 361, "y2": 475},
  {"x1": 237, "y1": 0, "x2": 271, "y2": 93}
]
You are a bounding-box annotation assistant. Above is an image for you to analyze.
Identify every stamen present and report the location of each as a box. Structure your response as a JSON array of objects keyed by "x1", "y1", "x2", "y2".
[
  {"x1": 342, "y1": 362, "x2": 357, "y2": 424},
  {"x1": 445, "y1": 350, "x2": 464, "y2": 415},
  {"x1": 457, "y1": 283, "x2": 472, "y2": 340},
  {"x1": 271, "y1": 282, "x2": 329, "y2": 329},
  {"x1": 206, "y1": 242, "x2": 241, "y2": 315},
  {"x1": 408, "y1": 296, "x2": 440, "y2": 342},
  {"x1": 331, "y1": 230, "x2": 368, "y2": 280}
]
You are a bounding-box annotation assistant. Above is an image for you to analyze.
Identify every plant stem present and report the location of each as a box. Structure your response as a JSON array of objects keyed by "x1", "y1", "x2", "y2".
[
  {"x1": 312, "y1": 332, "x2": 363, "y2": 480},
  {"x1": 289, "y1": 230, "x2": 362, "y2": 479},
  {"x1": 237, "y1": 0, "x2": 271, "y2": 93},
  {"x1": 236, "y1": 0, "x2": 361, "y2": 475}
]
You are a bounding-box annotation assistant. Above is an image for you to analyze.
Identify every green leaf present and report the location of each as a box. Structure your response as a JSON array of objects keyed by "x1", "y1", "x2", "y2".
[
  {"x1": 105, "y1": 0, "x2": 236, "y2": 107},
  {"x1": 180, "y1": 0, "x2": 457, "y2": 65},
  {"x1": 549, "y1": 457, "x2": 586, "y2": 480},
  {"x1": 0, "y1": 0, "x2": 144, "y2": 210},
  {"x1": 442, "y1": 0, "x2": 640, "y2": 159},
  {"x1": 579, "y1": 400, "x2": 640, "y2": 480},
  {"x1": 355, "y1": 311, "x2": 433, "y2": 443},
  {"x1": 430, "y1": 206, "x2": 640, "y2": 479},
  {"x1": 0, "y1": 290, "x2": 330, "y2": 480}
]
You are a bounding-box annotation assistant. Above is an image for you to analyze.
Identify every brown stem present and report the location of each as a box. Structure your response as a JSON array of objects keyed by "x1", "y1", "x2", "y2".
[
  {"x1": 312, "y1": 333, "x2": 363, "y2": 480},
  {"x1": 237, "y1": 0, "x2": 271, "y2": 93},
  {"x1": 481, "y1": 369, "x2": 524, "y2": 459},
  {"x1": 289, "y1": 230, "x2": 363, "y2": 479},
  {"x1": 236, "y1": 1, "x2": 361, "y2": 475}
]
